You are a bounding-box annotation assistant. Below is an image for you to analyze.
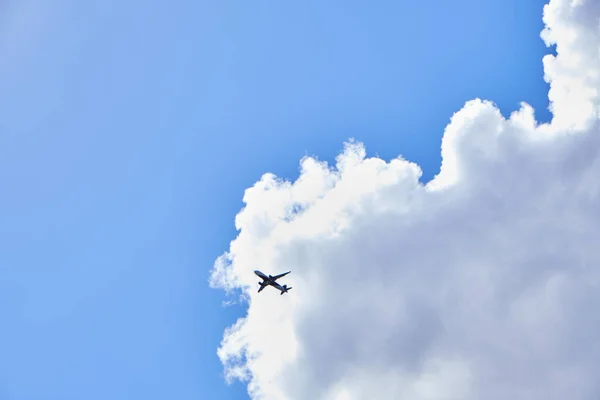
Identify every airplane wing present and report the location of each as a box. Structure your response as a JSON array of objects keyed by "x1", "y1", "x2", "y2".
[
  {"x1": 270, "y1": 271, "x2": 291, "y2": 281},
  {"x1": 258, "y1": 284, "x2": 266, "y2": 293}
]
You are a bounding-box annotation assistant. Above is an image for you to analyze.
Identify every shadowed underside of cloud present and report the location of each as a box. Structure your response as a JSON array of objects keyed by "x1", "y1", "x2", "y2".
[{"x1": 210, "y1": 0, "x2": 600, "y2": 399}]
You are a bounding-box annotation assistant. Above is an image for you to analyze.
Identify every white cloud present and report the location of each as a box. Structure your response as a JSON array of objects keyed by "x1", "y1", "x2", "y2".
[{"x1": 209, "y1": 0, "x2": 600, "y2": 398}]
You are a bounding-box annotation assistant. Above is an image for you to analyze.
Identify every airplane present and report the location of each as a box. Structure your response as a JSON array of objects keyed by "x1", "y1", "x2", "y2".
[{"x1": 254, "y1": 270, "x2": 292, "y2": 295}]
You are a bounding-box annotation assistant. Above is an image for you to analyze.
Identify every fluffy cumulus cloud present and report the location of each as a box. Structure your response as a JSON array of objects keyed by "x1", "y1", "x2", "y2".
[{"x1": 210, "y1": 0, "x2": 600, "y2": 398}]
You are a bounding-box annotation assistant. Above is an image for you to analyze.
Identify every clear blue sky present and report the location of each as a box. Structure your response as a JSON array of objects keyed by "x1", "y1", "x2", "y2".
[{"x1": 0, "y1": 0, "x2": 552, "y2": 399}]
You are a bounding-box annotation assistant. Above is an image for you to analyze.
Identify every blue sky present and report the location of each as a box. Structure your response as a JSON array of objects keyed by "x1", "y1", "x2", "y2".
[{"x1": 0, "y1": 1, "x2": 553, "y2": 399}]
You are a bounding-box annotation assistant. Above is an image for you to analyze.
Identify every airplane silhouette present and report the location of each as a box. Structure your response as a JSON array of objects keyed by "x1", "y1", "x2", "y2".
[{"x1": 254, "y1": 270, "x2": 292, "y2": 295}]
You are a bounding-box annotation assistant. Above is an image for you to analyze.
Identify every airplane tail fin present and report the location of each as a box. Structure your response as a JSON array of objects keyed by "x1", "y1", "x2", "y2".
[{"x1": 280, "y1": 285, "x2": 292, "y2": 295}]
